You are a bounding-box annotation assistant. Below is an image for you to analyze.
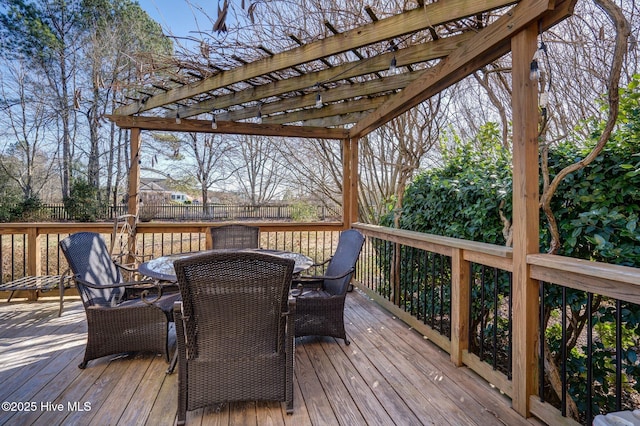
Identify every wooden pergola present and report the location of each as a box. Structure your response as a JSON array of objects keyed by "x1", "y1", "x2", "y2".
[{"x1": 107, "y1": 0, "x2": 578, "y2": 417}]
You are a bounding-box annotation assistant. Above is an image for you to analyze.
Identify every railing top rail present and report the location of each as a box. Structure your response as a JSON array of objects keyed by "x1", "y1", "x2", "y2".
[
  {"x1": 352, "y1": 222, "x2": 513, "y2": 258},
  {"x1": 0, "y1": 221, "x2": 345, "y2": 235},
  {"x1": 528, "y1": 253, "x2": 640, "y2": 286},
  {"x1": 529, "y1": 253, "x2": 640, "y2": 305}
]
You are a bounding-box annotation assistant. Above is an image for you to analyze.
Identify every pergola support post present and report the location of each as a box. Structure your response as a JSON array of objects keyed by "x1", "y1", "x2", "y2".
[
  {"x1": 127, "y1": 128, "x2": 142, "y2": 253},
  {"x1": 342, "y1": 137, "x2": 359, "y2": 228},
  {"x1": 511, "y1": 24, "x2": 540, "y2": 417}
]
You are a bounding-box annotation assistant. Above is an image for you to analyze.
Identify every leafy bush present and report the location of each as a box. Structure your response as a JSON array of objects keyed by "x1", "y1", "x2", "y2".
[
  {"x1": 290, "y1": 201, "x2": 319, "y2": 222},
  {"x1": 64, "y1": 179, "x2": 104, "y2": 222},
  {"x1": 386, "y1": 122, "x2": 512, "y2": 245},
  {"x1": 0, "y1": 196, "x2": 47, "y2": 222}
]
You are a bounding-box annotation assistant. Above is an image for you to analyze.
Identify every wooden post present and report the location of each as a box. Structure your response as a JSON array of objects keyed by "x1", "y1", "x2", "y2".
[
  {"x1": 342, "y1": 139, "x2": 352, "y2": 229},
  {"x1": 450, "y1": 248, "x2": 470, "y2": 366},
  {"x1": 27, "y1": 227, "x2": 41, "y2": 277},
  {"x1": 26, "y1": 227, "x2": 41, "y2": 300},
  {"x1": 511, "y1": 24, "x2": 540, "y2": 417},
  {"x1": 128, "y1": 128, "x2": 142, "y2": 257},
  {"x1": 349, "y1": 138, "x2": 359, "y2": 226}
]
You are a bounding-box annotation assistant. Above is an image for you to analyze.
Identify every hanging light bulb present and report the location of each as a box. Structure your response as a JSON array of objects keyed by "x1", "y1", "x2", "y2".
[
  {"x1": 539, "y1": 91, "x2": 549, "y2": 108},
  {"x1": 529, "y1": 59, "x2": 540, "y2": 81},
  {"x1": 175, "y1": 111, "x2": 181, "y2": 124},
  {"x1": 315, "y1": 92, "x2": 323, "y2": 108},
  {"x1": 530, "y1": 48, "x2": 541, "y2": 81},
  {"x1": 211, "y1": 113, "x2": 217, "y2": 129},
  {"x1": 257, "y1": 108, "x2": 262, "y2": 124},
  {"x1": 389, "y1": 56, "x2": 398, "y2": 75}
]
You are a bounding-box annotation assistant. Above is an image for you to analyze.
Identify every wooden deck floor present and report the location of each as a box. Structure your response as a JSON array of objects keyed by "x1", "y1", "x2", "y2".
[{"x1": 0, "y1": 290, "x2": 544, "y2": 426}]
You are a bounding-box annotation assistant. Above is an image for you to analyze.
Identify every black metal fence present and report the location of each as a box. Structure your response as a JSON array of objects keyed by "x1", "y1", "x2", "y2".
[{"x1": 0, "y1": 203, "x2": 342, "y2": 222}]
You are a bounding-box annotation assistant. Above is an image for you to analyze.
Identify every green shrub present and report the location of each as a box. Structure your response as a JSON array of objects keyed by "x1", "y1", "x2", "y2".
[
  {"x1": 291, "y1": 201, "x2": 319, "y2": 222},
  {"x1": 64, "y1": 179, "x2": 104, "y2": 222}
]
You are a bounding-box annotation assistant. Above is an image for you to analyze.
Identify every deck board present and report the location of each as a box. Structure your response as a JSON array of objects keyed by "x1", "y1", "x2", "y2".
[{"x1": 0, "y1": 291, "x2": 544, "y2": 426}]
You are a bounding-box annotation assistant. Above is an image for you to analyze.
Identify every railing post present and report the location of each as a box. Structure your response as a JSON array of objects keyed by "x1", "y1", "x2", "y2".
[
  {"x1": 26, "y1": 227, "x2": 41, "y2": 300},
  {"x1": 450, "y1": 248, "x2": 470, "y2": 366},
  {"x1": 27, "y1": 227, "x2": 41, "y2": 277}
]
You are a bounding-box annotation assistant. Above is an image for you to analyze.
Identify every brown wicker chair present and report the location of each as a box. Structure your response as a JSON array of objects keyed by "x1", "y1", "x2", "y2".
[
  {"x1": 173, "y1": 251, "x2": 295, "y2": 424},
  {"x1": 292, "y1": 229, "x2": 365, "y2": 345},
  {"x1": 59, "y1": 232, "x2": 180, "y2": 369},
  {"x1": 209, "y1": 224, "x2": 260, "y2": 249}
]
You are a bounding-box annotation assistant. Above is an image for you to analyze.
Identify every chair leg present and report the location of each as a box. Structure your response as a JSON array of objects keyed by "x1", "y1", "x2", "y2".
[
  {"x1": 166, "y1": 350, "x2": 178, "y2": 374},
  {"x1": 177, "y1": 385, "x2": 187, "y2": 425},
  {"x1": 58, "y1": 281, "x2": 65, "y2": 317}
]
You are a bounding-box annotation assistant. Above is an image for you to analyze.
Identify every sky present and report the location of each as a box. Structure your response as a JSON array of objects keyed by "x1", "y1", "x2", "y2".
[{"x1": 136, "y1": 0, "x2": 215, "y2": 42}]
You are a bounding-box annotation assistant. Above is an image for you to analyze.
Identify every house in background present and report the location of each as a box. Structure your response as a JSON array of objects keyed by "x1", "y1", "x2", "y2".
[
  {"x1": 169, "y1": 192, "x2": 193, "y2": 203},
  {"x1": 140, "y1": 178, "x2": 193, "y2": 204}
]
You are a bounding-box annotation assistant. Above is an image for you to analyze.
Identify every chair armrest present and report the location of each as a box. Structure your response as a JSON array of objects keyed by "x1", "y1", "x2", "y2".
[
  {"x1": 72, "y1": 275, "x2": 155, "y2": 289},
  {"x1": 294, "y1": 266, "x2": 354, "y2": 283},
  {"x1": 114, "y1": 262, "x2": 138, "y2": 273},
  {"x1": 73, "y1": 275, "x2": 163, "y2": 305},
  {"x1": 309, "y1": 257, "x2": 332, "y2": 268},
  {"x1": 283, "y1": 296, "x2": 297, "y2": 315},
  {"x1": 290, "y1": 283, "x2": 305, "y2": 298}
]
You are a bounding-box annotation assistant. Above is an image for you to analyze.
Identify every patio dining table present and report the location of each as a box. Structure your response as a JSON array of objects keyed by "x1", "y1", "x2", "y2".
[{"x1": 139, "y1": 248, "x2": 314, "y2": 283}]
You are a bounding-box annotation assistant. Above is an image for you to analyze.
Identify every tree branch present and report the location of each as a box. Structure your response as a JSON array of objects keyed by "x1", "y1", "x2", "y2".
[{"x1": 539, "y1": 0, "x2": 630, "y2": 254}]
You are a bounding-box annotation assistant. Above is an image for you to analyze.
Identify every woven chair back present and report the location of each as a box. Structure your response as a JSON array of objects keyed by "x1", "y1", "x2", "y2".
[
  {"x1": 323, "y1": 229, "x2": 365, "y2": 295},
  {"x1": 210, "y1": 225, "x2": 260, "y2": 250},
  {"x1": 60, "y1": 232, "x2": 125, "y2": 307},
  {"x1": 174, "y1": 251, "x2": 293, "y2": 360}
]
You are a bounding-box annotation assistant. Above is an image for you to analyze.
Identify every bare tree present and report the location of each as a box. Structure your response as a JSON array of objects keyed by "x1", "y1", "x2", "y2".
[
  {"x1": 0, "y1": 59, "x2": 58, "y2": 200},
  {"x1": 144, "y1": 131, "x2": 234, "y2": 206},
  {"x1": 230, "y1": 135, "x2": 288, "y2": 205},
  {"x1": 277, "y1": 137, "x2": 343, "y2": 206},
  {"x1": 359, "y1": 99, "x2": 444, "y2": 224}
]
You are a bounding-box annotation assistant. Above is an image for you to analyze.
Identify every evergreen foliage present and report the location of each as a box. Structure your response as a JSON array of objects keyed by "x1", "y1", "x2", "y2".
[
  {"x1": 63, "y1": 178, "x2": 106, "y2": 221},
  {"x1": 390, "y1": 74, "x2": 640, "y2": 267}
]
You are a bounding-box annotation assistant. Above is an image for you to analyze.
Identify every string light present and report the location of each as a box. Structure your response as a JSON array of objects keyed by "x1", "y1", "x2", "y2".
[
  {"x1": 175, "y1": 111, "x2": 181, "y2": 124},
  {"x1": 540, "y1": 91, "x2": 549, "y2": 120},
  {"x1": 389, "y1": 56, "x2": 398, "y2": 74},
  {"x1": 211, "y1": 112, "x2": 217, "y2": 129},
  {"x1": 315, "y1": 92, "x2": 323, "y2": 108},
  {"x1": 530, "y1": 41, "x2": 548, "y2": 81},
  {"x1": 256, "y1": 104, "x2": 262, "y2": 124},
  {"x1": 529, "y1": 61, "x2": 539, "y2": 81},
  {"x1": 532, "y1": 27, "x2": 552, "y2": 120}
]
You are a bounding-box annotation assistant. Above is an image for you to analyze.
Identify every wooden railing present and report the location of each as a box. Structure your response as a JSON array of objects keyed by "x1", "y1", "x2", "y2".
[
  {"x1": 3, "y1": 220, "x2": 640, "y2": 425},
  {"x1": 0, "y1": 221, "x2": 346, "y2": 284},
  {"x1": 351, "y1": 223, "x2": 640, "y2": 426},
  {"x1": 2, "y1": 203, "x2": 342, "y2": 222}
]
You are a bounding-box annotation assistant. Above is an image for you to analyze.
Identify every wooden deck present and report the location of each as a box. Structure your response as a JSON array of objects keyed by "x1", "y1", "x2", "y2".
[{"x1": 0, "y1": 291, "x2": 544, "y2": 426}]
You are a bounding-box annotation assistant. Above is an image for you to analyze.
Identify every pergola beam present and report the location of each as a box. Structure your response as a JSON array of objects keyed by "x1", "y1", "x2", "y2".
[
  {"x1": 264, "y1": 96, "x2": 390, "y2": 125},
  {"x1": 219, "y1": 73, "x2": 418, "y2": 123},
  {"x1": 106, "y1": 115, "x2": 348, "y2": 140}
]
